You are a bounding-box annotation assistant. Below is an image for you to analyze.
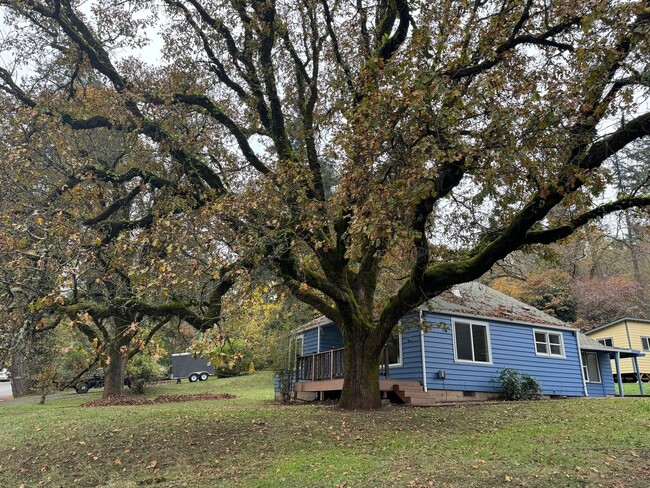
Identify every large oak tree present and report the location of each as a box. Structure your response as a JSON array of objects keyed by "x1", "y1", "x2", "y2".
[{"x1": 1, "y1": 0, "x2": 649, "y2": 408}]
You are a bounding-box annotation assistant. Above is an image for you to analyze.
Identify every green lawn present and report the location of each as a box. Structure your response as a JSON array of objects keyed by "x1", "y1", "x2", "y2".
[
  {"x1": 617, "y1": 381, "x2": 650, "y2": 396},
  {"x1": 1, "y1": 373, "x2": 649, "y2": 487}
]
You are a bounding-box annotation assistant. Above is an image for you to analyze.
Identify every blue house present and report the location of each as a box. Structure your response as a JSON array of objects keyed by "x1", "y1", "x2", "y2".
[{"x1": 278, "y1": 282, "x2": 643, "y2": 404}]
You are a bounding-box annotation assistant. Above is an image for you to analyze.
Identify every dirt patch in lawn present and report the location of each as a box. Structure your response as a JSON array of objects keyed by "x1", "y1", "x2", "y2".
[{"x1": 81, "y1": 392, "x2": 235, "y2": 407}]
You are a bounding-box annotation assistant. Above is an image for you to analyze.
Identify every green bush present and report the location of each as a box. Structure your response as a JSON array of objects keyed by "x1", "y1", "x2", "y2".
[
  {"x1": 127, "y1": 353, "x2": 165, "y2": 383},
  {"x1": 495, "y1": 368, "x2": 542, "y2": 401}
]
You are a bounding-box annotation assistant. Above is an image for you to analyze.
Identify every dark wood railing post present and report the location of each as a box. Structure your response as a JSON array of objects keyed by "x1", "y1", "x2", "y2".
[
  {"x1": 296, "y1": 348, "x2": 346, "y2": 381},
  {"x1": 384, "y1": 348, "x2": 390, "y2": 379},
  {"x1": 295, "y1": 356, "x2": 300, "y2": 381},
  {"x1": 311, "y1": 355, "x2": 315, "y2": 381}
]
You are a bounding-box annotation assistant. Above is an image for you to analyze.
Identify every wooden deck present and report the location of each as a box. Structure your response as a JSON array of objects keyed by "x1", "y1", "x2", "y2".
[
  {"x1": 293, "y1": 378, "x2": 422, "y2": 393},
  {"x1": 292, "y1": 349, "x2": 500, "y2": 405}
]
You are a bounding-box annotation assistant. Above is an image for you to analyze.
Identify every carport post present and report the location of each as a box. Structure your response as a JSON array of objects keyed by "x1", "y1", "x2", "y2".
[
  {"x1": 632, "y1": 356, "x2": 644, "y2": 395},
  {"x1": 615, "y1": 352, "x2": 623, "y2": 397}
]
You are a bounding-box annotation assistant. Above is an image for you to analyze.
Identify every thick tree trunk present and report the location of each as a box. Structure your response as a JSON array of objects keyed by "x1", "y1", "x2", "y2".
[
  {"x1": 339, "y1": 330, "x2": 383, "y2": 409},
  {"x1": 10, "y1": 345, "x2": 31, "y2": 398},
  {"x1": 103, "y1": 339, "x2": 128, "y2": 398}
]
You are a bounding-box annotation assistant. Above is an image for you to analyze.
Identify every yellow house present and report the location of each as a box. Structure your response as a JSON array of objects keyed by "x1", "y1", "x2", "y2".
[{"x1": 586, "y1": 317, "x2": 650, "y2": 381}]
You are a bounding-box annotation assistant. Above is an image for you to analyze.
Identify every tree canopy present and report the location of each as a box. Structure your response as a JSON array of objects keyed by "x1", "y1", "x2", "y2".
[{"x1": 1, "y1": 0, "x2": 649, "y2": 408}]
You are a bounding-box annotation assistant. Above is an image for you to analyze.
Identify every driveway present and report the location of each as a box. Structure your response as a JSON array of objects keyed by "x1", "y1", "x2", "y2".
[
  {"x1": 0, "y1": 381, "x2": 12, "y2": 401},
  {"x1": 0, "y1": 382, "x2": 83, "y2": 405}
]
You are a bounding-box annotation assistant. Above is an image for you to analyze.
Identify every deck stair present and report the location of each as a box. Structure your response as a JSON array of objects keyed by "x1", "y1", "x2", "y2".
[{"x1": 392, "y1": 381, "x2": 440, "y2": 406}]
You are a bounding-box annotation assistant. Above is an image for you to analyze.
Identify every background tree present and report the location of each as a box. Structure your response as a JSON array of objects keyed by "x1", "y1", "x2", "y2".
[
  {"x1": 0, "y1": 1, "x2": 649, "y2": 408},
  {"x1": 492, "y1": 268, "x2": 577, "y2": 323},
  {"x1": 0, "y1": 101, "x2": 236, "y2": 397}
]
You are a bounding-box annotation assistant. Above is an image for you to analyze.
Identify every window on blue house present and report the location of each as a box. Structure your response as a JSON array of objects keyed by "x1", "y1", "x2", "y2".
[
  {"x1": 385, "y1": 334, "x2": 403, "y2": 367},
  {"x1": 453, "y1": 320, "x2": 491, "y2": 363},
  {"x1": 534, "y1": 330, "x2": 564, "y2": 357},
  {"x1": 581, "y1": 352, "x2": 601, "y2": 383},
  {"x1": 295, "y1": 335, "x2": 304, "y2": 357}
]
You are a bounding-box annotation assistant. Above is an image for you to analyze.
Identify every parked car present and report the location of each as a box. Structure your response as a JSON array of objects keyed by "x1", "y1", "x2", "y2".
[
  {"x1": 74, "y1": 369, "x2": 131, "y2": 394},
  {"x1": 0, "y1": 368, "x2": 10, "y2": 382}
]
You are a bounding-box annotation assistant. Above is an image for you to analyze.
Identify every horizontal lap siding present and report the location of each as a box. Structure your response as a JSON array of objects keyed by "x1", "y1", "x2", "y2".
[
  {"x1": 302, "y1": 328, "x2": 319, "y2": 355},
  {"x1": 585, "y1": 382, "x2": 606, "y2": 397},
  {"x1": 585, "y1": 351, "x2": 614, "y2": 397},
  {"x1": 422, "y1": 313, "x2": 585, "y2": 397},
  {"x1": 625, "y1": 321, "x2": 650, "y2": 373},
  {"x1": 600, "y1": 351, "x2": 615, "y2": 396},
  {"x1": 587, "y1": 352, "x2": 616, "y2": 397},
  {"x1": 320, "y1": 323, "x2": 343, "y2": 351},
  {"x1": 384, "y1": 323, "x2": 423, "y2": 381},
  {"x1": 588, "y1": 323, "x2": 638, "y2": 374}
]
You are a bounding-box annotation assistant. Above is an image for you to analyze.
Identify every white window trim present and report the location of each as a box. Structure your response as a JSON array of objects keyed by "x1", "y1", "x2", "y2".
[
  {"x1": 533, "y1": 329, "x2": 566, "y2": 358},
  {"x1": 389, "y1": 333, "x2": 403, "y2": 368},
  {"x1": 452, "y1": 318, "x2": 493, "y2": 365},
  {"x1": 641, "y1": 336, "x2": 650, "y2": 352},
  {"x1": 581, "y1": 351, "x2": 602, "y2": 383},
  {"x1": 295, "y1": 334, "x2": 304, "y2": 357},
  {"x1": 380, "y1": 333, "x2": 403, "y2": 371}
]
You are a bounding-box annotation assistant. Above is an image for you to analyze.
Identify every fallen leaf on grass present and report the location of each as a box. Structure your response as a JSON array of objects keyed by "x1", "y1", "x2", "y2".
[{"x1": 147, "y1": 460, "x2": 158, "y2": 470}]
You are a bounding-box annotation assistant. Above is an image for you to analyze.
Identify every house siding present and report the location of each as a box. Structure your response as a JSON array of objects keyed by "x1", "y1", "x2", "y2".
[
  {"x1": 584, "y1": 352, "x2": 614, "y2": 397},
  {"x1": 319, "y1": 323, "x2": 343, "y2": 351},
  {"x1": 421, "y1": 313, "x2": 585, "y2": 397},
  {"x1": 381, "y1": 321, "x2": 423, "y2": 381},
  {"x1": 302, "y1": 327, "x2": 319, "y2": 355},
  {"x1": 625, "y1": 320, "x2": 650, "y2": 373},
  {"x1": 289, "y1": 313, "x2": 619, "y2": 399},
  {"x1": 588, "y1": 320, "x2": 650, "y2": 375},
  {"x1": 310, "y1": 321, "x2": 424, "y2": 381},
  {"x1": 586, "y1": 324, "x2": 631, "y2": 350}
]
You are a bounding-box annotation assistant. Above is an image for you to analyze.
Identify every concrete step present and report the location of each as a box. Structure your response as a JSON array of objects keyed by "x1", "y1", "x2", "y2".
[
  {"x1": 407, "y1": 396, "x2": 439, "y2": 406},
  {"x1": 398, "y1": 390, "x2": 434, "y2": 399},
  {"x1": 390, "y1": 380, "x2": 422, "y2": 388}
]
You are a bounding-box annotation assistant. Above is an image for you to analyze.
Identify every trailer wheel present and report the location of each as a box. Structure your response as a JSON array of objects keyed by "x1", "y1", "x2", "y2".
[
  {"x1": 199, "y1": 372, "x2": 209, "y2": 381},
  {"x1": 75, "y1": 382, "x2": 89, "y2": 394},
  {"x1": 188, "y1": 373, "x2": 199, "y2": 383}
]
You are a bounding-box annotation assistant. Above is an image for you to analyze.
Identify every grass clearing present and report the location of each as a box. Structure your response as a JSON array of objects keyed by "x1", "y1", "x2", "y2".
[
  {"x1": 617, "y1": 381, "x2": 650, "y2": 396},
  {"x1": 1, "y1": 372, "x2": 649, "y2": 487}
]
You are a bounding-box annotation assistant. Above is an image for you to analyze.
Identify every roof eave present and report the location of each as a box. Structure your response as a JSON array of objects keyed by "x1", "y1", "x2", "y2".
[
  {"x1": 586, "y1": 317, "x2": 650, "y2": 334},
  {"x1": 421, "y1": 309, "x2": 576, "y2": 331}
]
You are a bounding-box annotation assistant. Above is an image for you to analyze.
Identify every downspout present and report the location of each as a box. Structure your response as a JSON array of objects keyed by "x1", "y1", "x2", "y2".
[
  {"x1": 575, "y1": 331, "x2": 588, "y2": 397},
  {"x1": 420, "y1": 310, "x2": 428, "y2": 392}
]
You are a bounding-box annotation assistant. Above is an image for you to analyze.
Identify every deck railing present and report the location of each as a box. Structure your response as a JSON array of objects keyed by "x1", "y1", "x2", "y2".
[{"x1": 295, "y1": 347, "x2": 391, "y2": 381}]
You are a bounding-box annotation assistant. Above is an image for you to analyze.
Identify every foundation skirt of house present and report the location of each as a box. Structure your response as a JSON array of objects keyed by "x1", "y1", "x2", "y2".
[{"x1": 280, "y1": 378, "x2": 504, "y2": 405}]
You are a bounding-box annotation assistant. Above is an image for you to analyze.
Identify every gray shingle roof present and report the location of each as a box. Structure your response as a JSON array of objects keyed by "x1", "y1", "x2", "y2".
[
  {"x1": 586, "y1": 317, "x2": 650, "y2": 334},
  {"x1": 418, "y1": 282, "x2": 570, "y2": 328},
  {"x1": 577, "y1": 332, "x2": 643, "y2": 357}
]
